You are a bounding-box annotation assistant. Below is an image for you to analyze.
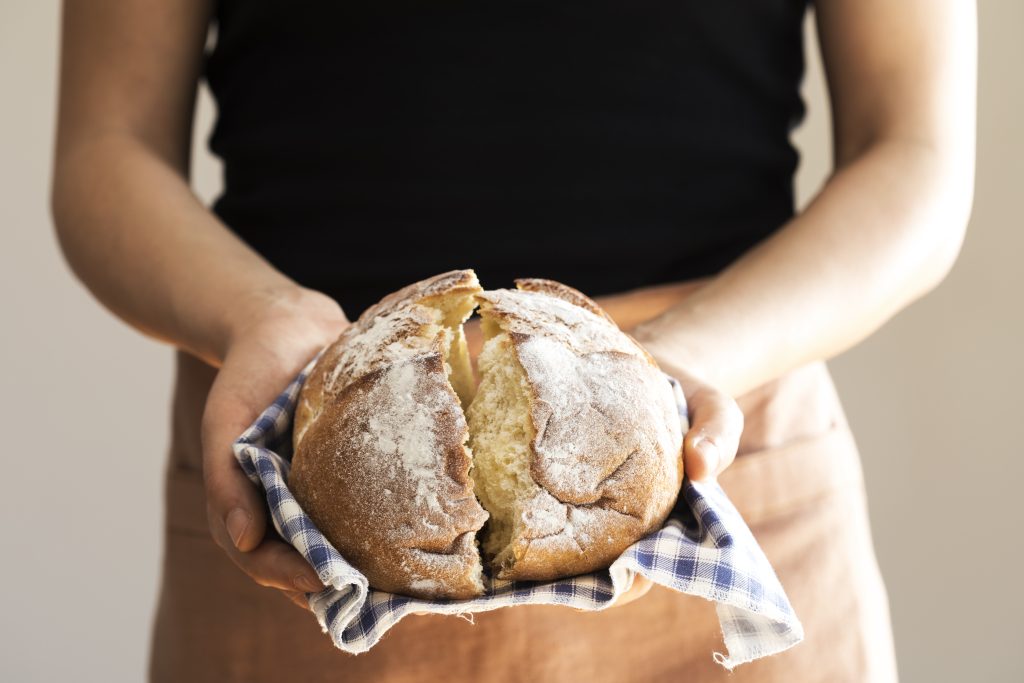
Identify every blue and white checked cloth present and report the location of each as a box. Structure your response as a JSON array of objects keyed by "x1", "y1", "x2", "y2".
[{"x1": 233, "y1": 360, "x2": 803, "y2": 670}]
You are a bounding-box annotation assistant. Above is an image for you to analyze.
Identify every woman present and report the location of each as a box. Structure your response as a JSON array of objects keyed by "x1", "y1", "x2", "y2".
[{"x1": 52, "y1": 1, "x2": 974, "y2": 681}]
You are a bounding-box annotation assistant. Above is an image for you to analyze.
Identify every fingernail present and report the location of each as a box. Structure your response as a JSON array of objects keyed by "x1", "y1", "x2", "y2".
[
  {"x1": 225, "y1": 508, "x2": 251, "y2": 549},
  {"x1": 295, "y1": 574, "x2": 323, "y2": 593},
  {"x1": 694, "y1": 436, "x2": 720, "y2": 479}
]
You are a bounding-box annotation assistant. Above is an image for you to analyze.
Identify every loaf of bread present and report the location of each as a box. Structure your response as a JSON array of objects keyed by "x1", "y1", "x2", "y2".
[{"x1": 289, "y1": 270, "x2": 684, "y2": 599}]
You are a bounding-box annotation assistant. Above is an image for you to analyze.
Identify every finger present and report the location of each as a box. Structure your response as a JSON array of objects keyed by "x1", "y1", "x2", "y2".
[
  {"x1": 611, "y1": 575, "x2": 654, "y2": 609},
  {"x1": 578, "y1": 575, "x2": 654, "y2": 612},
  {"x1": 281, "y1": 590, "x2": 314, "y2": 611},
  {"x1": 201, "y1": 375, "x2": 273, "y2": 553},
  {"x1": 683, "y1": 386, "x2": 744, "y2": 481},
  {"x1": 209, "y1": 511, "x2": 324, "y2": 593}
]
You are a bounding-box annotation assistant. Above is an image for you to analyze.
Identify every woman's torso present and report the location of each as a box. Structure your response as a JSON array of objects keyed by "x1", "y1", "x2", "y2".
[
  {"x1": 203, "y1": 0, "x2": 809, "y2": 317},
  {"x1": 151, "y1": 6, "x2": 905, "y2": 680}
]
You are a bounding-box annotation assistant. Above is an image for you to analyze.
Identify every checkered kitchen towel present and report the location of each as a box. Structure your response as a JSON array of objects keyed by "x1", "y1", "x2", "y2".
[{"x1": 233, "y1": 360, "x2": 803, "y2": 670}]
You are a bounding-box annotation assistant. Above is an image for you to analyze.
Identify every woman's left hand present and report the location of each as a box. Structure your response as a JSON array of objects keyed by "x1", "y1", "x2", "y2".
[{"x1": 628, "y1": 325, "x2": 745, "y2": 483}]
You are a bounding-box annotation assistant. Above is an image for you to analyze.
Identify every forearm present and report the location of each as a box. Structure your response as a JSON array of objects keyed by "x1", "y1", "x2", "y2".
[
  {"x1": 52, "y1": 133, "x2": 310, "y2": 366},
  {"x1": 634, "y1": 137, "x2": 972, "y2": 397}
]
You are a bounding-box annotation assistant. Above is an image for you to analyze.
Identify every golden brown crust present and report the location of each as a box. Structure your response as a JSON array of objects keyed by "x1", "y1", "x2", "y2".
[
  {"x1": 290, "y1": 270, "x2": 488, "y2": 599},
  {"x1": 514, "y1": 278, "x2": 659, "y2": 366},
  {"x1": 513, "y1": 278, "x2": 618, "y2": 325},
  {"x1": 358, "y1": 269, "x2": 481, "y2": 325}
]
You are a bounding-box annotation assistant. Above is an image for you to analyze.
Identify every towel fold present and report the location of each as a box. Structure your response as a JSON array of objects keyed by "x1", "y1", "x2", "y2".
[{"x1": 233, "y1": 361, "x2": 803, "y2": 669}]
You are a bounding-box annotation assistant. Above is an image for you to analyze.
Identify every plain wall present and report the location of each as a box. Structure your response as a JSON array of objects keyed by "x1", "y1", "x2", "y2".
[{"x1": 1, "y1": 3, "x2": 1021, "y2": 681}]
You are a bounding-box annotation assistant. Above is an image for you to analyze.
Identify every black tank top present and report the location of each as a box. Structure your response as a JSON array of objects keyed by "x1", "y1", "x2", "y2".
[{"x1": 204, "y1": 0, "x2": 808, "y2": 317}]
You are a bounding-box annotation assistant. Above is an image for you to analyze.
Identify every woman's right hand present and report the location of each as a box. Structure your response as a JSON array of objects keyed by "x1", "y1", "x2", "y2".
[{"x1": 201, "y1": 286, "x2": 350, "y2": 610}]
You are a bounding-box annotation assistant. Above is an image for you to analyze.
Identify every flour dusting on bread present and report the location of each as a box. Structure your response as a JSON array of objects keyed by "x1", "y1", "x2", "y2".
[
  {"x1": 290, "y1": 271, "x2": 488, "y2": 599},
  {"x1": 290, "y1": 270, "x2": 683, "y2": 597},
  {"x1": 468, "y1": 285, "x2": 683, "y2": 580}
]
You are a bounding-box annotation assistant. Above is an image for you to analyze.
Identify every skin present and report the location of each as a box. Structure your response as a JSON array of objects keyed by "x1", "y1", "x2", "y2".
[{"x1": 52, "y1": 0, "x2": 975, "y2": 612}]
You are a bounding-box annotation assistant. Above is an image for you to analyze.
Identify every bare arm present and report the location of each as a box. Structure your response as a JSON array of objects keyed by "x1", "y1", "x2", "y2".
[
  {"x1": 634, "y1": 0, "x2": 976, "y2": 477},
  {"x1": 52, "y1": 0, "x2": 344, "y2": 605},
  {"x1": 51, "y1": 0, "x2": 341, "y2": 367}
]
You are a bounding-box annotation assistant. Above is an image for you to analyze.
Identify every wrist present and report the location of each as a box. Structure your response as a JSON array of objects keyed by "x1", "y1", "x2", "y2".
[
  {"x1": 630, "y1": 319, "x2": 712, "y2": 386},
  {"x1": 217, "y1": 284, "x2": 349, "y2": 363}
]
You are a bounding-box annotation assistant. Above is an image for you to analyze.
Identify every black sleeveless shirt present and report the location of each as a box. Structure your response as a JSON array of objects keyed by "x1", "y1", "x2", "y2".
[{"x1": 204, "y1": 1, "x2": 808, "y2": 317}]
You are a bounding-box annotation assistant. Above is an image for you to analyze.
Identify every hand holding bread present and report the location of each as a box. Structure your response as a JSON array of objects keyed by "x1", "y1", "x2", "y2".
[
  {"x1": 202, "y1": 272, "x2": 744, "y2": 612},
  {"x1": 199, "y1": 287, "x2": 348, "y2": 610}
]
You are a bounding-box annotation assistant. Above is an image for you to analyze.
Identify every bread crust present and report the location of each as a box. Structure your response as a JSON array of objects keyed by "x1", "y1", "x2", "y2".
[
  {"x1": 475, "y1": 280, "x2": 684, "y2": 581},
  {"x1": 290, "y1": 270, "x2": 489, "y2": 599}
]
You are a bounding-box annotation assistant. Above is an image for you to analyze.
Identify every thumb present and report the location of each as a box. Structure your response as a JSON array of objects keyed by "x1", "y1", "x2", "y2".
[
  {"x1": 205, "y1": 454, "x2": 270, "y2": 553},
  {"x1": 680, "y1": 383, "x2": 744, "y2": 482},
  {"x1": 201, "y1": 377, "x2": 271, "y2": 553}
]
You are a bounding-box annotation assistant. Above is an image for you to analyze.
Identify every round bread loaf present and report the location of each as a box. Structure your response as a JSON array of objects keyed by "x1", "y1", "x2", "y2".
[{"x1": 290, "y1": 270, "x2": 684, "y2": 599}]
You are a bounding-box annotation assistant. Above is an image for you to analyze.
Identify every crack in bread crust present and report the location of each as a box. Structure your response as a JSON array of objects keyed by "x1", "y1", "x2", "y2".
[{"x1": 291, "y1": 270, "x2": 684, "y2": 595}]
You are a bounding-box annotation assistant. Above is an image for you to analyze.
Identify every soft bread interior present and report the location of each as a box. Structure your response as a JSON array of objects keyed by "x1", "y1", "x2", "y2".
[
  {"x1": 415, "y1": 291, "x2": 486, "y2": 591},
  {"x1": 464, "y1": 329, "x2": 539, "y2": 566},
  {"x1": 423, "y1": 292, "x2": 478, "y2": 409},
  {"x1": 420, "y1": 291, "x2": 538, "y2": 574},
  {"x1": 446, "y1": 326, "x2": 476, "y2": 410}
]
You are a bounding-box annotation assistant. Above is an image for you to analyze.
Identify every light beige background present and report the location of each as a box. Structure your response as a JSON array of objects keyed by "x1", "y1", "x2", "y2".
[{"x1": 1, "y1": 3, "x2": 1021, "y2": 681}]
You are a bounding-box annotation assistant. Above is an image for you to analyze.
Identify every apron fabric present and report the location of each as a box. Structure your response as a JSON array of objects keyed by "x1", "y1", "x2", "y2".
[{"x1": 149, "y1": 347, "x2": 898, "y2": 683}]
